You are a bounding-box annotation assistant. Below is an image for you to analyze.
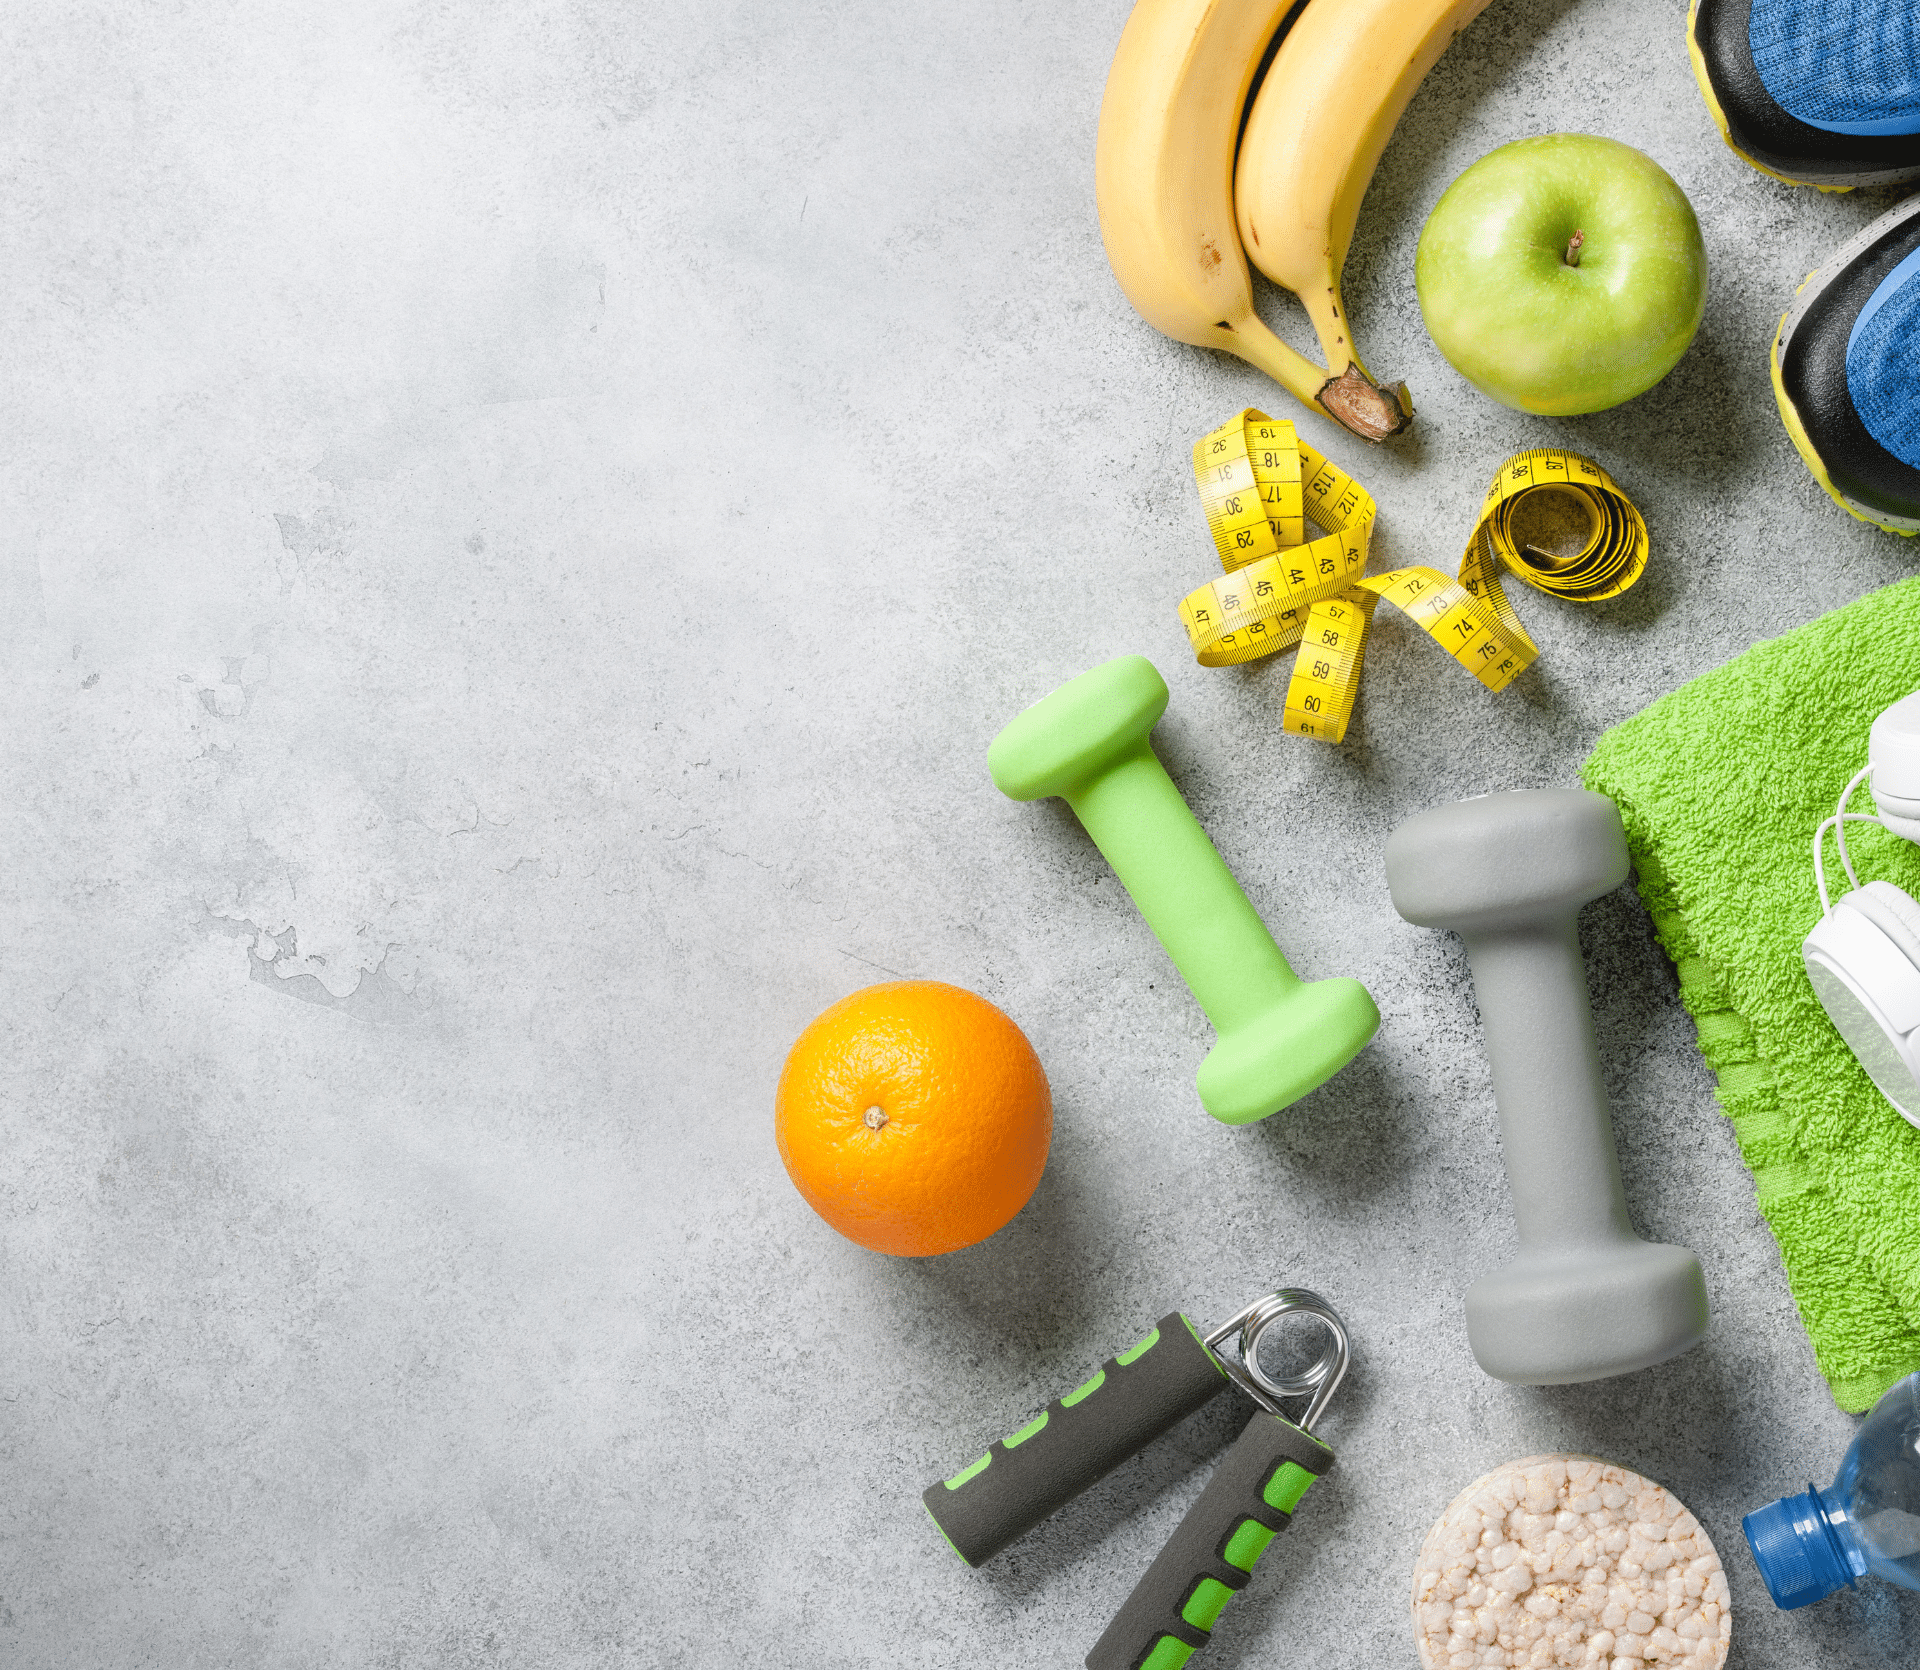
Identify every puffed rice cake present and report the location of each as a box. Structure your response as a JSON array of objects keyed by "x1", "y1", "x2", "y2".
[{"x1": 1411, "y1": 1453, "x2": 1730, "y2": 1669}]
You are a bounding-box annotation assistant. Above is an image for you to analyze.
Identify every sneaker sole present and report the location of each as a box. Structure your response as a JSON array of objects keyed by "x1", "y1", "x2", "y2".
[{"x1": 1771, "y1": 195, "x2": 1920, "y2": 537}]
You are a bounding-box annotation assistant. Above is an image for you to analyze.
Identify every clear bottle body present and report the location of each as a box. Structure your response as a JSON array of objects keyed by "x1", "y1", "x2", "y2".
[{"x1": 1828, "y1": 1369, "x2": 1920, "y2": 1592}]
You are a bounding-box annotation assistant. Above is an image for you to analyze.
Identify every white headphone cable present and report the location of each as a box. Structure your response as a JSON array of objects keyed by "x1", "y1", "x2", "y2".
[{"x1": 1813, "y1": 764, "x2": 1878, "y2": 914}]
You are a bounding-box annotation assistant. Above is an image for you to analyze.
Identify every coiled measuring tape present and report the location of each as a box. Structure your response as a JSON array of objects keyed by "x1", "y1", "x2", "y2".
[{"x1": 1176, "y1": 410, "x2": 1649, "y2": 743}]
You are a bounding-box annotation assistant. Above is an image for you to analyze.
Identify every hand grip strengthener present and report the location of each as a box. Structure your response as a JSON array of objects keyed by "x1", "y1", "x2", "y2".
[
  {"x1": 1087, "y1": 1289, "x2": 1346, "y2": 1670},
  {"x1": 922, "y1": 1290, "x2": 1349, "y2": 1666}
]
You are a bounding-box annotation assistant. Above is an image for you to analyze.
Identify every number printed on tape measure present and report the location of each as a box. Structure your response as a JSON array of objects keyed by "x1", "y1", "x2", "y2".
[{"x1": 1179, "y1": 411, "x2": 1648, "y2": 742}]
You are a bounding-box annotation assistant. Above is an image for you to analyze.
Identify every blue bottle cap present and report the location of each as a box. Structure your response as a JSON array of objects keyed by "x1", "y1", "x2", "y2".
[{"x1": 1743, "y1": 1488, "x2": 1856, "y2": 1610}]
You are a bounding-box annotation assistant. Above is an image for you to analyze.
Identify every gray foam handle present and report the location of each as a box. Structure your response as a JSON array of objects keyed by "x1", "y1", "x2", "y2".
[
  {"x1": 922, "y1": 1314, "x2": 1231, "y2": 1567},
  {"x1": 1085, "y1": 1411, "x2": 1333, "y2": 1670}
]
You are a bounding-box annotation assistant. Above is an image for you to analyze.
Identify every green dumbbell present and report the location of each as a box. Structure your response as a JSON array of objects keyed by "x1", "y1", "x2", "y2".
[{"x1": 989, "y1": 655, "x2": 1378, "y2": 1123}]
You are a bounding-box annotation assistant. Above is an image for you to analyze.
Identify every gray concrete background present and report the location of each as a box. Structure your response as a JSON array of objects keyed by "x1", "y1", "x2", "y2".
[{"x1": 3, "y1": 0, "x2": 1917, "y2": 1664}]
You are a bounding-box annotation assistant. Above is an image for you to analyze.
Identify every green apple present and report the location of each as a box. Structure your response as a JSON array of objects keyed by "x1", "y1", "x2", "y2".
[{"x1": 1415, "y1": 134, "x2": 1708, "y2": 416}]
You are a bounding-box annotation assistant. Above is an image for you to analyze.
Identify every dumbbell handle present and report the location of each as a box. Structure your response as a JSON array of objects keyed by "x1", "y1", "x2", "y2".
[
  {"x1": 1068, "y1": 747, "x2": 1301, "y2": 1036},
  {"x1": 1462, "y1": 917, "x2": 1637, "y2": 1249}
]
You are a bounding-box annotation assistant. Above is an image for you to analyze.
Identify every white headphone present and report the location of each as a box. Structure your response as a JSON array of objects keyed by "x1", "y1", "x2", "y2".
[{"x1": 1805, "y1": 690, "x2": 1920, "y2": 1129}]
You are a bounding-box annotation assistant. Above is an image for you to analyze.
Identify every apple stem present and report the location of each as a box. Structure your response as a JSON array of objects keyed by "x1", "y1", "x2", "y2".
[{"x1": 1564, "y1": 230, "x2": 1585, "y2": 268}]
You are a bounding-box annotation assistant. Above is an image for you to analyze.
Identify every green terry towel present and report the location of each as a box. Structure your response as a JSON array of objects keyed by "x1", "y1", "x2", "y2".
[{"x1": 1583, "y1": 576, "x2": 1920, "y2": 1412}]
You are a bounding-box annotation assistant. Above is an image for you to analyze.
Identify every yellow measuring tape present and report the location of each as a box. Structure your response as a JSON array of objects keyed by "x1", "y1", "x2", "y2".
[{"x1": 1177, "y1": 410, "x2": 1649, "y2": 743}]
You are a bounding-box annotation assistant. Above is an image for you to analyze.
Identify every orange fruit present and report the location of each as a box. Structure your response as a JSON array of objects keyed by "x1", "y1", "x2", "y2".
[{"x1": 774, "y1": 980, "x2": 1052, "y2": 1257}]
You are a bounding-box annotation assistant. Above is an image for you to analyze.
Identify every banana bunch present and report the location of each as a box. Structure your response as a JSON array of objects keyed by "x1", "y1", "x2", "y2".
[{"x1": 1095, "y1": 0, "x2": 1493, "y2": 442}]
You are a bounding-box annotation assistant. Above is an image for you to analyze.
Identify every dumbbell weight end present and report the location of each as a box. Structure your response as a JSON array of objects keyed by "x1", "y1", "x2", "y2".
[
  {"x1": 1194, "y1": 972, "x2": 1379, "y2": 1126},
  {"x1": 1467, "y1": 1241, "x2": 1710, "y2": 1386}
]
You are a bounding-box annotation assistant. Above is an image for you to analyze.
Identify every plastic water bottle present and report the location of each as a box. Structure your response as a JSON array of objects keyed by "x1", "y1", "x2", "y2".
[{"x1": 1744, "y1": 1370, "x2": 1920, "y2": 1608}]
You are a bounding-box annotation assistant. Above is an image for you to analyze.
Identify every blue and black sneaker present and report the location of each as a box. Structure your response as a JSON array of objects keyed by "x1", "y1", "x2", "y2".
[
  {"x1": 1771, "y1": 194, "x2": 1920, "y2": 535},
  {"x1": 1688, "y1": 0, "x2": 1920, "y2": 189}
]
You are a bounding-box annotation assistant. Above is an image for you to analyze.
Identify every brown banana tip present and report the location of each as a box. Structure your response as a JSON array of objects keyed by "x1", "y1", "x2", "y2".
[{"x1": 1317, "y1": 364, "x2": 1413, "y2": 443}]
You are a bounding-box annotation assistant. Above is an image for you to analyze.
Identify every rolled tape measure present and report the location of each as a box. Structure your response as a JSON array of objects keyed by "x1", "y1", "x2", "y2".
[{"x1": 1177, "y1": 411, "x2": 1649, "y2": 743}]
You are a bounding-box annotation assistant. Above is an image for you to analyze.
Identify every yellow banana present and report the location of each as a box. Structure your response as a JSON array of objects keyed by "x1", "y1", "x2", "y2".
[
  {"x1": 1235, "y1": 0, "x2": 1495, "y2": 390},
  {"x1": 1095, "y1": 0, "x2": 1412, "y2": 441}
]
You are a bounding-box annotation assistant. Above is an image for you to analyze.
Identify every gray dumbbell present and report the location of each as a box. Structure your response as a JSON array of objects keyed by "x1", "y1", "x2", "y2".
[{"x1": 1385, "y1": 788, "x2": 1710, "y2": 1384}]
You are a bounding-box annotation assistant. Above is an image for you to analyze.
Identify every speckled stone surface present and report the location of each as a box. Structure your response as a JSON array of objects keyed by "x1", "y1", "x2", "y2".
[{"x1": 2, "y1": 1, "x2": 1917, "y2": 1665}]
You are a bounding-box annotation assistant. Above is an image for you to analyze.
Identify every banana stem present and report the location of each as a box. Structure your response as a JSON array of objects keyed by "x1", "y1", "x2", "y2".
[
  {"x1": 1217, "y1": 315, "x2": 1331, "y2": 409},
  {"x1": 1299, "y1": 285, "x2": 1365, "y2": 382}
]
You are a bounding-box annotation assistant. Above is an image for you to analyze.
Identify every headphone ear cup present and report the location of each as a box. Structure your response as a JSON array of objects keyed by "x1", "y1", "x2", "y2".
[
  {"x1": 1803, "y1": 887, "x2": 1920, "y2": 1128},
  {"x1": 1873, "y1": 791, "x2": 1920, "y2": 845},
  {"x1": 1847, "y1": 881, "x2": 1920, "y2": 971}
]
